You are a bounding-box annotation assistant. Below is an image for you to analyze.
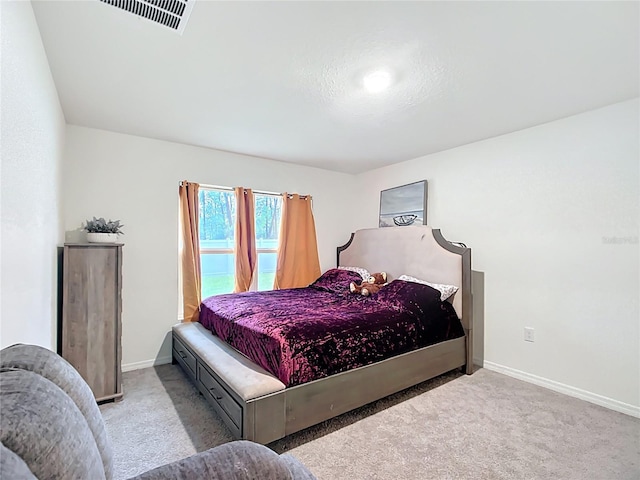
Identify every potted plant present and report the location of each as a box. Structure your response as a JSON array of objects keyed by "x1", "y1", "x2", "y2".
[{"x1": 83, "y1": 217, "x2": 124, "y2": 243}]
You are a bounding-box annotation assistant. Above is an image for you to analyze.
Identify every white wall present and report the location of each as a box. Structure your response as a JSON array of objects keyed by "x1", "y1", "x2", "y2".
[
  {"x1": 0, "y1": 2, "x2": 66, "y2": 349},
  {"x1": 63, "y1": 126, "x2": 356, "y2": 369},
  {"x1": 353, "y1": 99, "x2": 639, "y2": 414}
]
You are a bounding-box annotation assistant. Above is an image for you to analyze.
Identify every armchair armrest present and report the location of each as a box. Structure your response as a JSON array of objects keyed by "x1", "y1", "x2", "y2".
[
  {"x1": 279, "y1": 454, "x2": 317, "y2": 480},
  {"x1": 128, "y1": 441, "x2": 312, "y2": 480}
]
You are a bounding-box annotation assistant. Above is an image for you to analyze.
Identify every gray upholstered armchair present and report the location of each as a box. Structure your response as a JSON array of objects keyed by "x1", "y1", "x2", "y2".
[{"x1": 0, "y1": 344, "x2": 315, "y2": 480}]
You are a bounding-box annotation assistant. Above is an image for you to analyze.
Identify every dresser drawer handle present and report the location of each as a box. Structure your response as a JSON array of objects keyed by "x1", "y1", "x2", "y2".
[
  {"x1": 178, "y1": 351, "x2": 188, "y2": 359},
  {"x1": 209, "y1": 387, "x2": 223, "y2": 400}
]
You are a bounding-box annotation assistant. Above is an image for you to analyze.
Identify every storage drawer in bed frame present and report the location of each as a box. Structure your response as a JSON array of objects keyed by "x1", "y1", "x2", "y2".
[
  {"x1": 172, "y1": 336, "x2": 196, "y2": 380},
  {"x1": 197, "y1": 362, "x2": 243, "y2": 435},
  {"x1": 172, "y1": 334, "x2": 243, "y2": 438}
]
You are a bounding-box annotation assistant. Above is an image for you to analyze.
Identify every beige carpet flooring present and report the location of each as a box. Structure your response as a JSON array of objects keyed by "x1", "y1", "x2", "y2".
[{"x1": 100, "y1": 365, "x2": 639, "y2": 480}]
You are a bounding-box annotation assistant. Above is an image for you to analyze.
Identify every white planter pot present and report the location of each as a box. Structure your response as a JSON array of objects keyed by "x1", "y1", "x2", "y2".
[{"x1": 87, "y1": 232, "x2": 119, "y2": 243}]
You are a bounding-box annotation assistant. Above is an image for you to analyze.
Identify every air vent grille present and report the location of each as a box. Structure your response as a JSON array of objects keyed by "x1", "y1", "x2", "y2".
[{"x1": 99, "y1": 0, "x2": 195, "y2": 34}]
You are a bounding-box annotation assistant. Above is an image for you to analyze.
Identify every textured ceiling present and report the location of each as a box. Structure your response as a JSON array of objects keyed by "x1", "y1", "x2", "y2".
[{"x1": 32, "y1": 1, "x2": 639, "y2": 174}]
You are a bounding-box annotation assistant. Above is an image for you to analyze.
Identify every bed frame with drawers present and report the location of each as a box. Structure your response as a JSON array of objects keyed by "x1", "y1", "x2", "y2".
[{"x1": 172, "y1": 226, "x2": 472, "y2": 444}]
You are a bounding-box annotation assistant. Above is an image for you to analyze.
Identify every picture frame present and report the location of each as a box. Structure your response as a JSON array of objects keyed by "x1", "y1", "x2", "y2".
[{"x1": 379, "y1": 180, "x2": 428, "y2": 227}]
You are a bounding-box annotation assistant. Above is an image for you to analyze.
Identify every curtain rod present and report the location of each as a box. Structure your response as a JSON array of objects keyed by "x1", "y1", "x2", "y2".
[{"x1": 179, "y1": 182, "x2": 310, "y2": 199}]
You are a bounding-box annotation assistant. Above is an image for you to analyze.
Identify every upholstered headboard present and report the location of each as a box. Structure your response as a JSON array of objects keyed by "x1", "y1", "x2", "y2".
[{"x1": 337, "y1": 226, "x2": 472, "y2": 334}]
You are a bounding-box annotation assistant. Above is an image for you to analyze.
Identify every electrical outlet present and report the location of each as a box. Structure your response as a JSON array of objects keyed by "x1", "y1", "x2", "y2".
[{"x1": 524, "y1": 327, "x2": 535, "y2": 342}]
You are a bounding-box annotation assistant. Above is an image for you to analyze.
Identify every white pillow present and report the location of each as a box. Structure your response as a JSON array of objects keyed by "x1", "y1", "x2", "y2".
[
  {"x1": 338, "y1": 266, "x2": 370, "y2": 280},
  {"x1": 397, "y1": 274, "x2": 459, "y2": 301}
]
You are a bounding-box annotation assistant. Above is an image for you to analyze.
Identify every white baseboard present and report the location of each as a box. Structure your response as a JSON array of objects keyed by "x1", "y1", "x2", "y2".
[
  {"x1": 122, "y1": 355, "x2": 173, "y2": 372},
  {"x1": 483, "y1": 361, "x2": 640, "y2": 419}
]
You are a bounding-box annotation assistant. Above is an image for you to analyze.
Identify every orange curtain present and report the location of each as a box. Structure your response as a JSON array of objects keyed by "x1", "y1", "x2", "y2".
[
  {"x1": 234, "y1": 187, "x2": 257, "y2": 292},
  {"x1": 274, "y1": 193, "x2": 321, "y2": 289},
  {"x1": 179, "y1": 181, "x2": 201, "y2": 322}
]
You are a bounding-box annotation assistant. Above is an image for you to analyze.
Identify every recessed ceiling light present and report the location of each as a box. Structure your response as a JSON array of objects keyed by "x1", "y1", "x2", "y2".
[{"x1": 363, "y1": 70, "x2": 392, "y2": 93}]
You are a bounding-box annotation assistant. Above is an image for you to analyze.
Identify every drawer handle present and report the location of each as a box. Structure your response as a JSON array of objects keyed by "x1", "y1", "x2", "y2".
[
  {"x1": 178, "y1": 350, "x2": 188, "y2": 359},
  {"x1": 209, "y1": 387, "x2": 223, "y2": 401}
]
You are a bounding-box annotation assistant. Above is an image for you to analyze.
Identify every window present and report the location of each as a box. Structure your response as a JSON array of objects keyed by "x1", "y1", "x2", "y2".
[
  {"x1": 199, "y1": 189, "x2": 236, "y2": 298},
  {"x1": 254, "y1": 193, "x2": 282, "y2": 291},
  {"x1": 199, "y1": 188, "x2": 281, "y2": 297}
]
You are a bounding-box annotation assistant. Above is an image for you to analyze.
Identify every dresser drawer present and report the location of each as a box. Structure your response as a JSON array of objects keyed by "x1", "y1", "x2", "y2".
[
  {"x1": 173, "y1": 336, "x2": 197, "y2": 378},
  {"x1": 198, "y1": 363, "x2": 243, "y2": 431}
]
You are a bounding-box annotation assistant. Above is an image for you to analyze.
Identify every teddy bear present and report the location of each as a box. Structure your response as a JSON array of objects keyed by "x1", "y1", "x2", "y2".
[{"x1": 350, "y1": 272, "x2": 387, "y2": 296}]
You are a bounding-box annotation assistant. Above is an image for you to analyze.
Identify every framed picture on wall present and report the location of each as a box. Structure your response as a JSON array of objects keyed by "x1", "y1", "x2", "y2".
[{"x1": 379, "y1": 180, "x2": 428, "y2": 227}]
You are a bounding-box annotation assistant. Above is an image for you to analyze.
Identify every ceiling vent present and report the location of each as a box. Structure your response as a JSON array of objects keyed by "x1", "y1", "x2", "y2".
[{"x1": 99, "y1": 0, "x2": 195, "y2": 35}]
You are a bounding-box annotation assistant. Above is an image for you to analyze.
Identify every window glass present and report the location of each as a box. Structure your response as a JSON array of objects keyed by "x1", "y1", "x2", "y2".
[
  {"x1": 255, "y1": 194, "x2": 281, "y2": 245},
  {"x1": 257, "y1": 252, "x2": 277, "y2": 291},
  {"x1": 201, "y1": 254, "x2": 235, "y2": 298},
  {"x1": 199, "y1": 189, "x2": 236, "y2": 244},
  {"x1": 199, "y1": 189, "x2": 236, "y2": 296},
  {"x1": 255, "y1": 194, "x2": 281, "y2": 291}
]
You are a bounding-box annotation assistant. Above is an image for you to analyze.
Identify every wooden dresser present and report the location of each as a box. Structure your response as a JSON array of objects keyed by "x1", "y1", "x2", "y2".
[{"x1": 61, "y1": 243, "x2": 123, "y2": 402}]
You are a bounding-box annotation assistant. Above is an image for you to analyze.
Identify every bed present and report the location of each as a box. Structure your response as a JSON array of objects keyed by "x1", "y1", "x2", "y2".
[{"x1": 172, "y1": 226, "x2": 472, "y2": 444}]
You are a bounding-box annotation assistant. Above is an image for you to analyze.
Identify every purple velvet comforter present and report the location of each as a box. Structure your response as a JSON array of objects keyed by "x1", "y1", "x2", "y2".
[{"x1": 199, "y1": 269, "x2": 464, "y2": 387}]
